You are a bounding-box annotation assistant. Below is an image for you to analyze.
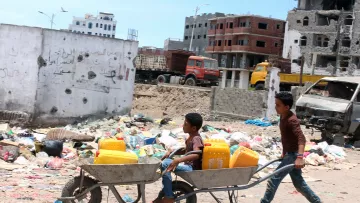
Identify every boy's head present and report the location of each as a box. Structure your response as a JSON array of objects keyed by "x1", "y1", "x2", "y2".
[
  {"x1": 275, "y1": 92, "x2": 293, "y2": 115},
  {"x1": 183, "y1": 113, "x2": 203, "y2": 134}
]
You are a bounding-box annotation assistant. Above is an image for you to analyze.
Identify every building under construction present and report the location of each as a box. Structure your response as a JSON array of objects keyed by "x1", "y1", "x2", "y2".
[{"x1": 283, "y1": 0, "x2": 360, "y2": 76}]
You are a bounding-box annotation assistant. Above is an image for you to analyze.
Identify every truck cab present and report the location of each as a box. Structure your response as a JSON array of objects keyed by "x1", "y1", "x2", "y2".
[
  {"x1": 184, "y1": 56, "x2": 220, "y2": 86},
  {"x1": 250, "y1": 61, "x2": 269, "y2": 90}
]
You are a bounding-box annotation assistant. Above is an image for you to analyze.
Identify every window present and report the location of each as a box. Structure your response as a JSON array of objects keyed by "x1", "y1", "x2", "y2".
[
  {"x1": 99, "y1": 34, "x2": 102, "y2": 36},
  {"x1": 198, "y1": 35, "x2": 201, "y2": 39},
  {"x1": 101, "y1": 17, "x2": 103, "y2": 19},
  {"x1": 191, "y1": 25, "x2": 194, "y2": 28},
  {"x1": 88, "y1": 32, "x2": 92, "y2": 35},
  {"x1": 193, "y1": 35, "x2": 195, "y2": 39},
  {"x1": 95, "y1": 33, "x2": 97, "y2": 35},
  {"x1": 83, "y1": 23, "x2": 85, "y2": 26},
  {"x1": 227, "y1": 40, "x2": 232, "y2": 46},
  {"x1": 185, "y1": 25, "x2": 189, "y2": 29},
  {"x1": 276, "y1": 24, "x2": 281, "y2": 29},
  {"x1": 342, "y1": 37, "x2": 351, "y2": 47},
  {"x1": 107, "y1": 34, "x2": 110, "y2": 37},
  {"x1": 199, "y1": 23, "x2": 202, "y2": 27},
  {"x1": 254, "y1": 65, "x2": 265, "y2": 72},
  {"x1": 108, "y1": 25, "x2": 111, "y2": 30},
  {"x1": 258, "y1": 23, "x2": 268, "y2": 30},
  {"x1": 219, "y1": 23, "x2": 223, "y2": 29},
  {"x1": 96, "y1": 23, "x2": 99, "y2": 28},
  {"x1": 239, "y1": 40, "x2": 248, "y2": 46},
  {"x1": 194, "y1": 24, "x2": 196, "y2": 28},
  {"x1": 294, "y1": 40, "x2": 299, "y2": 44},
  {"x1": 229, "y1": 22, "x2": 233, "y2": 29},
  {"x1": 239, "y1": 22, "x2": 246, "y2": 27},
  {"x1": 196, "y1": 60, "x2": 202, "y2": 67},
  {"x1": 204, "y1": 35, "x2": 206, "y2": 39},
  {"x1": 88, "y1": 22, "x2": 93, "y2": 29},
  {"x1": 300, "y1": 36, "x2": 307, "y2": 46},
  {"x1": 307, "y1": 80, "x2": 357, "y2": 101},
  {"x1": 104, "y1": 16, "x2": 110, "y2": 20},
  {"x1": 205, "y1": 23, "x2": 208, "y2": 27},
  {"x1": 303, "y1": 17, "x2": 309, "y2": 26},
  {"x1": 345, "y1": 15, "x2": 354, "y2": 25},
  {"x1": 218, "y1": 40, "x2": 222, "y2": 46},
  {"x1": 76, "y1": 21, "x2": 80, "y2": 25},
  {"x1": 100, "y1": 24, "x2": 103, "y2": 28},
  {"x1": 187, "y1": 60, "x2": 195, "y2": 66},
  {"x1": 73, "y1": 30, "x2": 76, "y2": 32},
  {"x1": 77, "y1": 31, "x2": 81, "y2": 33},
  {"x1": 323, "y1": 38, "x2": 329, "y2": 47},
  {"x1": 113, "y1": 25, "x2": 116, "y2": 31},
  {"x1": 112, "y1": 35, "x2": 115, "y2": 38},
  {"x1": 275, "y1": 42, "x2": 278, "y2": 47},
  {"x1": 82, "y1": 32, "x2": 84, "y2": 34},
  {"x1": 256, "y1": 41, "x2": 266, "y2": 47},
  {"x1": 184, "y1": 36, "x2": 188, "y2": 40},
  {"x1": 104, "y1": 24, "x2": 107, "y2": 30}
]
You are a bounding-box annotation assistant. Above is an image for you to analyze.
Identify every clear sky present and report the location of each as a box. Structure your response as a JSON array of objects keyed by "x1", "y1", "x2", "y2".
[{"x1": 0, "y1": 0, "x2": 297, "y2": 47}]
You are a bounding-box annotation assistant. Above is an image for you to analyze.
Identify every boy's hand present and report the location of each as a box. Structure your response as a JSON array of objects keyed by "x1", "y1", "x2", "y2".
[
  {"x1": 166, "y1": 159, "x2": 180, "y2": 172},
  {"x1": 295, "y1": 158, "x2": 305, "y2": 169},
  {"x1": 161, "y1": 150, "x2": 172, "y2": 161}
]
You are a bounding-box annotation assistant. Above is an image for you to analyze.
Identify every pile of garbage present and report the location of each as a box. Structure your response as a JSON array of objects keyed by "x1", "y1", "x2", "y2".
[{"x1": 0, "y1": 113, "x2": 350, "y2": 171}]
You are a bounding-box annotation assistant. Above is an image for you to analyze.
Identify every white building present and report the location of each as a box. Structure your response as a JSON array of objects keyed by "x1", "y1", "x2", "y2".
[{"x1": 69, "y1": 12, "x2": 117, "y2": 38}]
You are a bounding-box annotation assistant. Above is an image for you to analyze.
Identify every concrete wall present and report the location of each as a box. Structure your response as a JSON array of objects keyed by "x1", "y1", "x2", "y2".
[
  {"x1": 0, "y1": 24, "x2": 138, "y2": 126},
  {"x1": 164, "y1": 39, "x2": 185, "y2": 51},
  {"x1": 211, "y1": 87, "x2": 266, "y2": 119}
]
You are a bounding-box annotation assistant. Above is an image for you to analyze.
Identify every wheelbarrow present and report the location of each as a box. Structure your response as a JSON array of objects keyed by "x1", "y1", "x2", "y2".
[{"x1": 58, "y1": 151, "x2": 294, "y2": 203}]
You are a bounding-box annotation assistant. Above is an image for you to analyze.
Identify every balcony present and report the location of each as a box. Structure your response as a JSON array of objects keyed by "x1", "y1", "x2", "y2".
[
  {"x1": 225, "y1": 28, "x2": 234, "y2": 34},
  {"x1": 233, "y1": 27, "x2": 251, "y2": 34},
  {"x1": 223, "y1": 46, "x2": 232, "y2": 51},
  {"x1": 206, "y1": 46, "x2": 224, "y2": 52},
  {"x1": 208, "y1": 29, "x2": 216, "y2": 36}
]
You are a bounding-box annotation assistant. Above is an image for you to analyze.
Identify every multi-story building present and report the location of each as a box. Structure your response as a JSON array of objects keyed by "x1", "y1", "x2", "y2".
[
  {"x1": 283, "y1": 0, "x2": 360, "y2": 76},
  {"x1": 206, "y1": 15, "x2": 286, "y2": 68},
  {"x1": 68, "y1": 12, "x2": 117, "y2": 38},
  {"x1": 183, "y1": 13, "x2": 225, "y2": 56}
]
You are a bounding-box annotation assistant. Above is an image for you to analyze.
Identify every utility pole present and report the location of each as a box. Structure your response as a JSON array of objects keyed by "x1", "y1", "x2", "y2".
[
  {"x1": 38, "y1": 7, "x2": 68, "y2": 29},
  {"x1": 299, "y1": 55, "x2": 305, "y2": 86},
  {"x1": 189, "y1": 4, "x2": 209, "y2": 52}
]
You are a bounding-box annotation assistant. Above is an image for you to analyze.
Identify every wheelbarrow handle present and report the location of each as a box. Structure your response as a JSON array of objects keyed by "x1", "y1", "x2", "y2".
[
  {"x1": 161, "y1": 150, "x2": 203, "y2": 176},
  {"x1": 255, "y1": 158, "x2": 283, "y2": 173}
]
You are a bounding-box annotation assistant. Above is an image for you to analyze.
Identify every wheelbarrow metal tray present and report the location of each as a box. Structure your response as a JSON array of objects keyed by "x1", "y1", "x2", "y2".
[
  {"x1": 176, "y1": 166, "x2": 257, "y2": 189},
  {"x1": 80, "y1": 163, "x2": 161, "y2": 184}
]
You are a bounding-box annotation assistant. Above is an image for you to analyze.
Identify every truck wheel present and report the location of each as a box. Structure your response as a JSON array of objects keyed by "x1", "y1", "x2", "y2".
[
  {"x1": 157, "y1": 75, "x2": 166, "y2": 84},
  {"x1": 185, "y1": 78, "x2": 196, "y2": 86},
  {"x1": 255, "y1": 83, "x2": 264, "y2": 90}
]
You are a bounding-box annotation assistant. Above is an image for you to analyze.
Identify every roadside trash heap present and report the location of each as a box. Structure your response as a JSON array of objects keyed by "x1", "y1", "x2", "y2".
[{"x1": 0, "y1": 113, "x2": 350, "y2": 171}]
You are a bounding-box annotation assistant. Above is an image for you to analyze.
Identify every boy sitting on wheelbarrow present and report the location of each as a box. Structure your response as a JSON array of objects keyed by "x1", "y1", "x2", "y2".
[
  {"x1": 153, "y1": 113, "x2": 204, "y2": 203},
  {"x1": 261, "y1": 92, "x2": 322, "y2": 203}
]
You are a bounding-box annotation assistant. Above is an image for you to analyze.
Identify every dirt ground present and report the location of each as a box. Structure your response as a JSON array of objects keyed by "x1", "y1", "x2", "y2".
[
  {"x1": 0, "y1": 84, "x2": 359, "y2": 203},
  {"x1": 132, "y1": 84, "x2": 211, "y2": 120}
]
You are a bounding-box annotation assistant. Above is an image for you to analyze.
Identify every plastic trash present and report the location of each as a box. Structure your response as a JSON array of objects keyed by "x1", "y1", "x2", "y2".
[
  {"x1": 0, "y1": 146, "x2": 19, "y2": 162},
  {"x1": 239, "y1": 142, "x2": 251, "y2": 149},
  {"x1": 230, "y1": 132, "x2": 250, "y2": 146},
  {"x1": 122, "y1": 194, "x2": 134, "y2": 202},
  {"x1": 33, "y1": 133, "x2": 47, "y2": 142},
  {"x1": 158, "y1": 134, "x2": 178, "y2": 150},
  {"x1": 327, "y1": 145, "x2": 346, "y2": 157},
  {"x1": 43, "y1": 140, "x2": 63, "y2": 157},
  {"x1": 36, "y1": 151, "x2": 50, "y2": 158},
  {"x1": 230, "y1": 145, "x2": 239, "y2": 155},
  {"x1": 245, "y1": 119, "x2": 272, "y2": 127},
  {"x1": 46, "y1": 157, "x2": 64, "y2": 169},
  {"x1": 14, "y1": 156, "x2": 30, "y2": 165}
]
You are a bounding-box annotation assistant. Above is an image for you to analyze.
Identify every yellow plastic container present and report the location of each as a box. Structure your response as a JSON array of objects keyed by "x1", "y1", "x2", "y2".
[
  {"x1": 230, "y1": 146, "x2": 259, "y2": 168},
  {"x1": 202, "y1": 140, "x2": 230, "y2": 170},
  {"x1": 94, "y1": 149, "x2": 138, "y2": 164},
  {"x1": 98, "y1": 138, "x2": 126, "y2": 151}
]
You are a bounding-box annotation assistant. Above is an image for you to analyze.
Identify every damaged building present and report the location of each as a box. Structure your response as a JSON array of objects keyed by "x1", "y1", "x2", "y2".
[{"x1": 283, "y1": 0, "x2": 360, "y2": 76}]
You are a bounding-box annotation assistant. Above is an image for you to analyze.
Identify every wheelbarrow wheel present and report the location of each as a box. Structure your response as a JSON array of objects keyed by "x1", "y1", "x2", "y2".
[
  {"x1": 157, "y1": 181, "x2": 197, "y2": 203},
  {"x1": 61, "y1": 176, "x2": 102, "y2": 203}
]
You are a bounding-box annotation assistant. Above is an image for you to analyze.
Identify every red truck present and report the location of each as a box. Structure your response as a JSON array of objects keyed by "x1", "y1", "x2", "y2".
[{"x1": 134, "y1": 48, "x2": 220, "y2": 86}]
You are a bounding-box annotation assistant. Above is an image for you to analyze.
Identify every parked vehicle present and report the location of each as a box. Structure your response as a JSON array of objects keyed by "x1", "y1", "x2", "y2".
[
  {"x1": 134, "y1": 48, "x2": 220, "y2": 86},
  {"x1": 250, "y1": 60, "x2": 325, "y2": 91},
  {"x1": 296, "y1": 77, "x2": 360, "y2": 143}
]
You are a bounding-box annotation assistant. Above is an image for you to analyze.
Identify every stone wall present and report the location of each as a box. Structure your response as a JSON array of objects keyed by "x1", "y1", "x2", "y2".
[
  {"x1": 0, "y1": 24, "x2": 138, "y2": 126},
  {"x1": 211, "y1": 87, "x2": 266, "y2": 120}
]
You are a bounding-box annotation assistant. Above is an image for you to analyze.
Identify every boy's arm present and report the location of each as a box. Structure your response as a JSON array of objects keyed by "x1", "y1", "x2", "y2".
[{"x1": 289, "y1": 118, "x2": 306, "y2": 168}]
